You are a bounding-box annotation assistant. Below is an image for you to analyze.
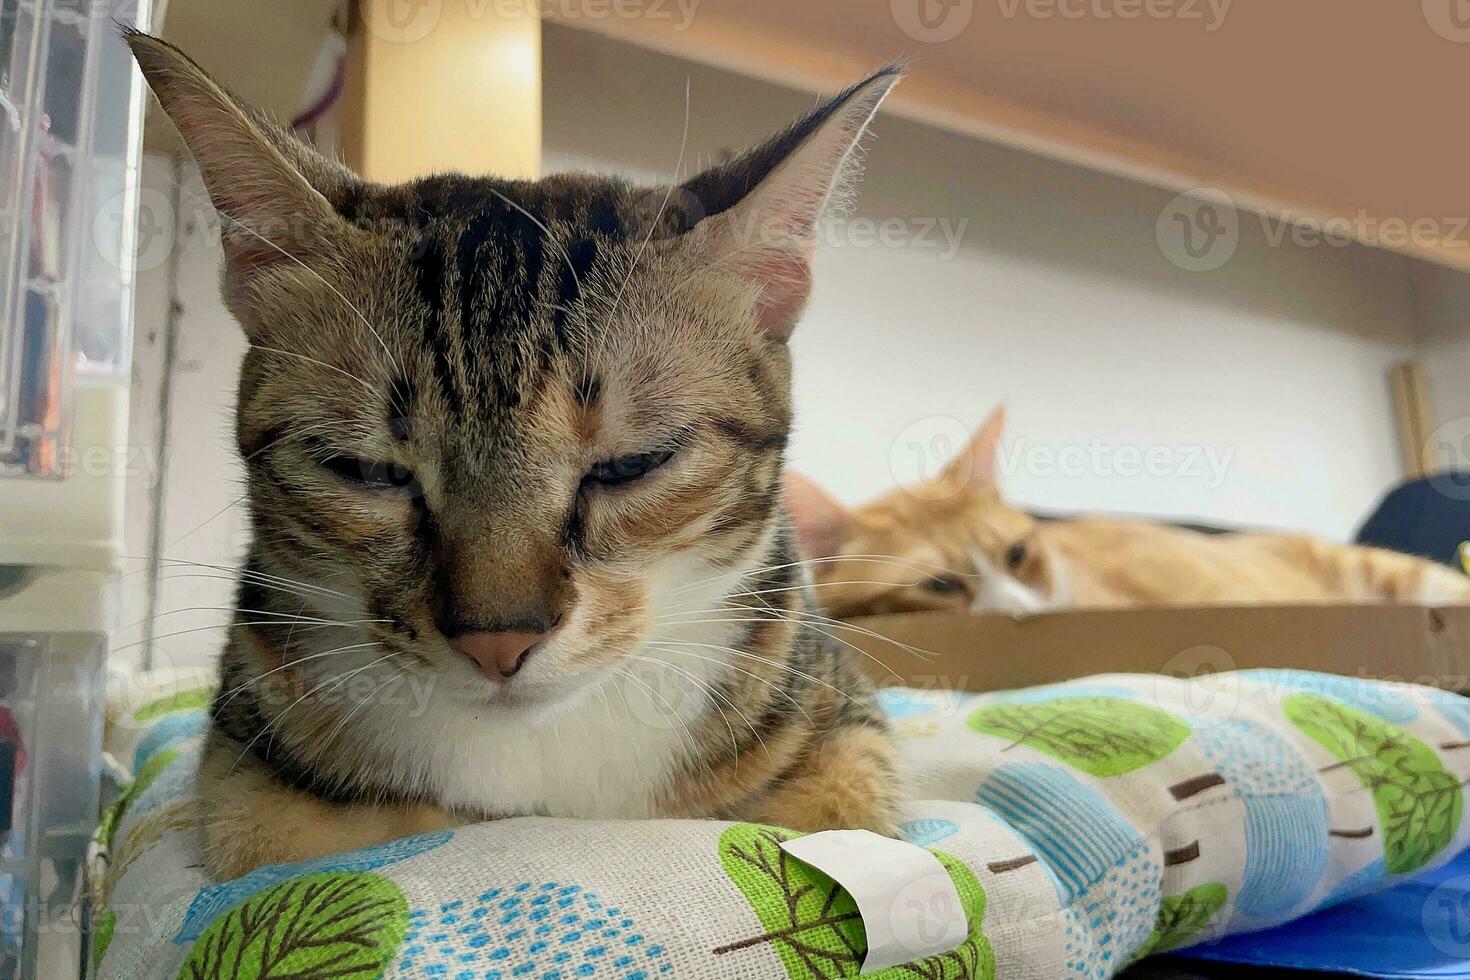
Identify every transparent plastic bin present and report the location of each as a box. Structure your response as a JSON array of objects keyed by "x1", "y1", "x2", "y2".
[
  {"x1": 0, "y1": 0, "x2": 146, "y2": 479},
  {"x1": 0, "y1": 630, "x2": 104, "y2": 978}
]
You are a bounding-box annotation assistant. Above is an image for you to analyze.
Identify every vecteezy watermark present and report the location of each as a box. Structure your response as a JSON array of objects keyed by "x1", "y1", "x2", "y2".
[
  {"x1": 996, "y1": 436, "x2": 1235, "y2": 488},
  {"x1": 821, "y1": 216, "x2": 971, "y2": 260},
  {"x1": 888, "y1": 416, "x2": 1235, "y2": 497},
  {"x1": 891, "y1": 0, "x2": 976, "y2": 42},
  {"x1": 1426, "y1": 416, "x2": 1470, "y2": 502},
  {"x1": 362, "y1": 0, "x2": 702, "y2": 44},
  {"x1": 1153, "y1": 645, "x2": 1240, "y2": 720},
  {"x1": 1260, "y1": 209, "x2": 1470, "y2": 253},
  {"x1": 93, "y1": 186, "x2": 179, "y2": 274},
  {"x1": 1424, "y1": 875, "x2": 1470, "y2": 956},
  {"x1": 888, "y1": 416, "x2": 974, "y2": 498},
  {"x1": 1156, "y1": 188, "x2": 1239, "y2": 272},
  {"x1": 1423, "y1": 0, "x2": 1470, "y2": 42},
  {"x1": 1158, "y1": 187, "x2": 1470, "y2": 272},
  {"x1": 55, "y1": 442, "x2": 165, "y2": 489},
  {"x1": 996, "y1": 0, "x2": 1231, "y2": 30}
]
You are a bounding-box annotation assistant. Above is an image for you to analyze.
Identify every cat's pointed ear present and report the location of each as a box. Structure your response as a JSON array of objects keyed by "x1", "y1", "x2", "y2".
[
  {"x1": 784, "y1": 472, "x2": 851, "y2": 558},
  {"x1": 678, "y1": 65, "x2": 902, "y2": 339},
  {"x1": 124, "y1": 30, "x2": 358, "y2": 276},
  {"x1": 942, "y1": 404, "x2": 1006, "y2": 493}
]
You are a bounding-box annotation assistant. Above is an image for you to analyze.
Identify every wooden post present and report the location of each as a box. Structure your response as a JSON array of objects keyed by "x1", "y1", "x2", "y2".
[
  {"x1": 341, "y1": 0, "x2": 541, "y2": 183},
  {"x1": 1390, "y1": 361, "x2": 1437, "y2": 477}
]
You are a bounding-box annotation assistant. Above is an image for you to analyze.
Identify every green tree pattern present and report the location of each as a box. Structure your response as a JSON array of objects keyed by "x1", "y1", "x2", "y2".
[
  {"x1": 967, "y1": 697, "x2": 1190, "y2": 777},
  {"x1": 1286, "y1": 693, "x2": 1463, "y2": 875},
  {"x1": 716, "y1": 824, "x2": 994, "y2": 979},
  {"x1": 177, "y1": 871, "x2": 408, "y2": 980},
  {"x1": 1129, "y1": 882, "x2": 1228, "y2": 962}
]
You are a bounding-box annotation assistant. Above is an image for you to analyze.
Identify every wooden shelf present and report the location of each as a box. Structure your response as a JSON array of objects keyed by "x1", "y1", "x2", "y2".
[{"x1": 544, "y1": 0, "x2": 1470, "y2": 274}]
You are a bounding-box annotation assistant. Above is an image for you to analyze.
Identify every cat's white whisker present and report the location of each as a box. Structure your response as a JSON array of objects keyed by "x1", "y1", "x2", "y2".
[
  {"x1": 482, "y1": 187, "x2": 586, "y2": 301},
  {"x1": 320, "y1": 665, "x2": 405, "y2": 752},
  {"x1": 646, "y1": 637, "x2": 865, "y2": 708},
  {"x1": 121, "y1": 604, "x2": 379, "y2": 631},
  {"x1": 643, "y1": 642, "x2": 813, "y2": 726},
  {"x1": 624, "y1": 654, "x2": 746, "y2": 758},
  {"x1": 230, "y1": 649, "x2": 405, "y2": 777},
  {"x1": 249, "y1": 345, "x2": 378, "y2": 396},
  {"x1": 110, "y1": 618, "x2": 383, "y2": 653},
  {"x1": 608, "y1": 664, "x2": 704, "y2": 767},
  {"x1": 597, "y1": 76, "x2": 693, "y2": 368},
  {"x1": 214, "y1": 641, "x2": 386, "y2": 709},
  {"x1": 673, "y1": 553, "x2": 980, "y2": 596},
  {"x1": 651, "y1": 612, "x2": 922, "y2": 678},
  {"x1": 212, "y1": 207, "x2": 401, "y2": 379}
]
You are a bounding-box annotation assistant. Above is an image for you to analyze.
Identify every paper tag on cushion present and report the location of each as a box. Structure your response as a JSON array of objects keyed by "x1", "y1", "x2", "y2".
[{"x1": 778, "y1": 829, "x2": 970, "y2": 973}]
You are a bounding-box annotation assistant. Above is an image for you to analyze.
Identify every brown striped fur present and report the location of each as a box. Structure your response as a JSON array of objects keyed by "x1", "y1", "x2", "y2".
[
  {"x1": 790, "y1": 405, "x2": 1470, "y2": 616},
  {"x1": 127, "y1": 32, "x2": 902, "y2": 879}
]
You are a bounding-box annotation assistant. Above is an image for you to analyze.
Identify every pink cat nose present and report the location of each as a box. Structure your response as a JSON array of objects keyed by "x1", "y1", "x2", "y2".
[{"x1": 451, "y1": 630, "x2": 549, "y2": 680}]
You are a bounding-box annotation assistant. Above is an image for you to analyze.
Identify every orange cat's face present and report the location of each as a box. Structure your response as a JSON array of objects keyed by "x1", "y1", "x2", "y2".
[{"x1": 787, "y1": 407, "x2": 1064, "y2": 617}]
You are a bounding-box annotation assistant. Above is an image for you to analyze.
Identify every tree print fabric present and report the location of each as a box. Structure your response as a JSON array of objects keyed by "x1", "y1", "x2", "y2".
[{"x1": 92, "y1": 667, "x2": 1470, "y2": 979}]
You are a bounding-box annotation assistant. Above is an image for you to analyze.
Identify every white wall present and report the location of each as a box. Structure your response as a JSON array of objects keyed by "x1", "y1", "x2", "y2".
[
  {"x1": 122, "y1": 155, "x2": 249, "y2": 671},
  {"x1": 1413, "y1": 263, "x2": 1470, "y2": 459},
  {"x1": 542, "y1": 25, "x2": 1430, "y2": 539}
]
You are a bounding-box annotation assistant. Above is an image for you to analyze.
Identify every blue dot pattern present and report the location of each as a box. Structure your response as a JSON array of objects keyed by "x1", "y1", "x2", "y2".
[
  {"x1": 396, "y1": 882, "x2": 672, "y2": 979},
  {"x1": 1193, "y1": 718, "x2": 1318, "y2": 798},
  {"x1": 1193, "y1": 717, "x2": 1329, "y2": 918},
  {"x1": 1061, "y1": 845, "x2": 1161, "y2": 979}
]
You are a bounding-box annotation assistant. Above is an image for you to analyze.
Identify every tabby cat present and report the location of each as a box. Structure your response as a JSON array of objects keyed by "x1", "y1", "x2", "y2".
[
  {"x1": 127, "y1": 32, "x2": 902, "y2": 879},
  {"x1": 788, "y1": 405, "x2": 1470, "y2": 616}
]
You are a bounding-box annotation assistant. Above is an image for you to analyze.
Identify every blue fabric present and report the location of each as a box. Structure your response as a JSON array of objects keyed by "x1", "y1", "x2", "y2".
[
  {"x1": 1356, "y1": 474, "x2": 1470, "y2": 568},
  {"x1": 1179, "y1": 848, "x2": 1470, "y2": 977}
]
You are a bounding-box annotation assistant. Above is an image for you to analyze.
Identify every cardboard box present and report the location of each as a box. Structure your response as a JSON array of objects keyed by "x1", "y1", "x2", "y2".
[{"x1": 844, "y1": 604, "x2": 1470, "y2": 693}]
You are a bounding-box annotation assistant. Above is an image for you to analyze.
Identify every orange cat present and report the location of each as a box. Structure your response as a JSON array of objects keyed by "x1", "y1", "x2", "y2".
[{"x1": 786, "y1": 407, "x2": 1470, "y2": 617}]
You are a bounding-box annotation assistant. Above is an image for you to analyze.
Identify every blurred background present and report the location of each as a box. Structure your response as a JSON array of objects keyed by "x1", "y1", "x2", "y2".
[{"x1": 101, "y1": 0, "x2": 1470, "y2": 671}]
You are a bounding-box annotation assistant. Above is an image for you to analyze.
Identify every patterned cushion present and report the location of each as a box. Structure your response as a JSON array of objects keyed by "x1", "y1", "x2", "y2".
[{"x1": 94, "y1": 669, "x2": 1470, "y2": 979}]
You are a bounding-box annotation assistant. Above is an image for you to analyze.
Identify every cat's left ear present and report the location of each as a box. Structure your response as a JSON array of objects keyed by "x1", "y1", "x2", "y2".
[
  {"x1": 677, "y1": 66, "x2": 902, "y2": 339},
  {"x1": 124, "y1": 29, "x2": 361, "y2": 279},
  {"x1": 942, "y1": 404, "x2": 1006, "y2": 493}
]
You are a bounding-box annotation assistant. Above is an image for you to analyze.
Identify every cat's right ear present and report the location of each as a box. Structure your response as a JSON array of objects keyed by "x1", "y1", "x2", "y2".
[
  {"x1": 941, "y1": 404, "x2": 1006, "y2": 493},
  {"x1": 784, "y1": 473, "x2": 851, "y2": 558},
  {"x1": 124, "y1": 30, "x2": 359, "y2": 278},
  {"x1": 674, "y1": 65, "x2": 901, "y2": 340}
]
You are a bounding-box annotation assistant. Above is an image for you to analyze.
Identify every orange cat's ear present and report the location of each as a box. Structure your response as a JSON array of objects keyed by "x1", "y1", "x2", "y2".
[
  {"x1": 941, "y1": 404, "x2": 1006, "y2": 493},
  {"x1": 124, "y1": 30, "x2": 358, "y2": 278},
  {"x1": 677, "y1": 66, "x2": 901, "y2": 339},
  {"x1": 784, "y1": 473, "x2": 852, "y2": 558}
]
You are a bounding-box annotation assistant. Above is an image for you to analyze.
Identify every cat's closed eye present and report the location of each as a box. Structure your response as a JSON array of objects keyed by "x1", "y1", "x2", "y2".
[
  {"x1": 585, "y1": 449, "x2": 675, "y2": 488},
  {"x1": 322, "y1": 454, "x2": 420, "y2": 494},
  {"x1": 923, "y1": 574, "x2": 968, "y2": 595}
]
